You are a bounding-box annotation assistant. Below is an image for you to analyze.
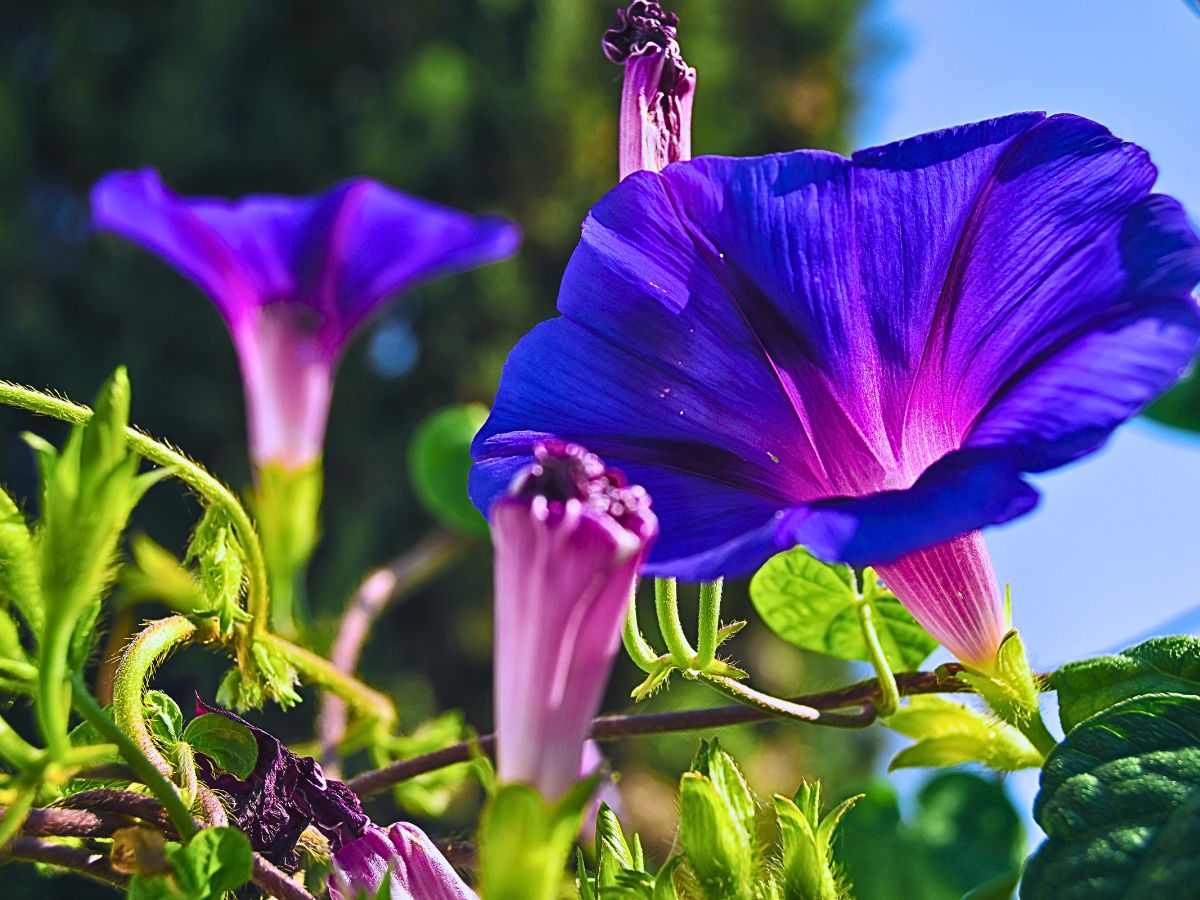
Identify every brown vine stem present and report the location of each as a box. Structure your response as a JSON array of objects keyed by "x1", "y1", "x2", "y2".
[
  {"x1": 2, "y1": 836, "x2": 129, "y2": 890},
  {"x1": 346, "y1": 667, "x2": 974, "y2": 796},
  {"x1": 318, "y1": 529, "x2": 470, "y2": 774},
  {"x1": 9, "y1": 791, "x2": 316, "y2": 900}
]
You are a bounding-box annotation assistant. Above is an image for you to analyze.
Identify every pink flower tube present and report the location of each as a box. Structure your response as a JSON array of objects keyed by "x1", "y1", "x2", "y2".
[
  {"x1": 489, "y1": 442, "x2": 657, "y2": 800},
  {"x1": 329, "y1": 823, "x2": 476, "y2": 900}
]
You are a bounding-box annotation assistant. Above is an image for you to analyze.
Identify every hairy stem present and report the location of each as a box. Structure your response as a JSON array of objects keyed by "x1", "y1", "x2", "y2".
[
  {"x1": 263, "y1": 633, "x2": 397, "y2": 728},
  {"x1": 854, "y1": 583, "x2": 900, "y2": 717},
  {"x1": 654, "y1": 577, "x2": 696, "y2": 667},
  {"x1": 622, "y1": 581, "x2": 661, "y2": 674},
  {"x1": 693, "y1": 579, "x2": 724, "y2": 670},
  {"x1": 0, "y1": 381, "x2": 270, "y2": 634},
  {"x1": 4, "y1": 835, "x2": 129, "y2": 890}
]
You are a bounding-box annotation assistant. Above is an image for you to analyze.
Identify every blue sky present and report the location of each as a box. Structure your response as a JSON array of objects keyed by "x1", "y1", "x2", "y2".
[{"x1": 863, "y1": 0, "x2": 1200, "y2": 670}]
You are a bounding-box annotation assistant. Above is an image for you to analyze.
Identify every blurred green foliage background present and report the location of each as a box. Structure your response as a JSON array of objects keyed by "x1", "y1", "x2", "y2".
[{"x1": 0, "y1": 2, "x2": 1019, "y2": 896}]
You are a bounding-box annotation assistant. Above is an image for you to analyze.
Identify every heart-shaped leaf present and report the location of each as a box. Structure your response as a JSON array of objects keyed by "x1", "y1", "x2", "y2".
[
  {"x1": 749, "y1": 547, "x2": 937, "y2": 670},
  {"x1": 1022, "y1": 692, "x2": 1200, "y2": 899}
]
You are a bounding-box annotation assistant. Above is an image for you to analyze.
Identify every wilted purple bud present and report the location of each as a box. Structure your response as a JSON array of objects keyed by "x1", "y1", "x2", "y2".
[
  {"x1": 194, "y1": 699, "x2": 369, "y2": 870},
  {"x1": 489, "y1": 442, "x2": 657, "y2": 800},
  {"x1": 91, "y1": 170, "x2": 520, "y2": 470},
  {"x1": 329, "y1": 823, "x2": 476, "y2": 900},
  {"x1": 603, "y1": 1, "x2": 695, "y2": 178}
]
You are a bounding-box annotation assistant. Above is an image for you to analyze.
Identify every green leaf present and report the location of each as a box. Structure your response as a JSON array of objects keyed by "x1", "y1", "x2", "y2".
[
  {"x1": 678, "y1": 771, "x2": 754, "y2": 899},
  {"x1": 121, "y1": 534, "x2": 207, "y2": 612},
  {"x1": 839, "y1": 774, "x2": 1023, "y2": 900},
  {"x1": 172, "y1": 827, "x2": 253, "y2": 897},
  {"x1": 1145, "y1": 365, "x2": 1200, "y2": 434},
  {"x1": 144, "y1": 690, "x2": 184, "y2": 748},
  {"x1": 182, "y1": 713, "x2": 258, "y2": 779},
  {"x1": 1052, "y1": 636, "x2": 1200, "y2": 733},
  {"x1": 1023, "y1": 693, "x2": 1200, "y2": 900},
  {"x1": 129, "y1": 828, "x2": 253, "y2": 899},
  {"x1": 749, "y1": 547, "x2": 937, "y2": 669},
  {"x1": 407, "y1": 404, "x2": 490, "y2": 536},
  {"x1": 886, "y1": 696, "x2": 1041, "y2": 772}
]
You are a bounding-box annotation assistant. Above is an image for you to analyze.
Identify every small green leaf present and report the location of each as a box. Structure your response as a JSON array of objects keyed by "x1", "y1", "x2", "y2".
[
  {"x1": 678, "y1": 771, "x2": 754, "y2": 899},
  {"x1": 1052, "y1": 636, "x2": 1200, "y2": 733},
  {"x1": 144, "y1": 690, "x2": 184, "y2": 748},
  {"x1": 1023, "y1": 693, "x2": 1200, "y2": 900},
  {"x1": 408, "y1": 404, "x2": 490, "y2": 536},
  {"x1": 129, "y1": 828, "x2": 253, "y2": 899},
  {"x1": 182, "y1": 713, "x2": 258, "y2": 779},
  {"x1": 886, "y1": 696, "x2": 1041, "y2": 772},
  {"x1": 0, "y1": 487, "x2": 42, "y2": 634},
  {"x1": 749, "y1": 547, "x2": 937, "y2": 669},
  {"x1": 1145, "y1": 366, "x2": 1200, "y2": 434}
]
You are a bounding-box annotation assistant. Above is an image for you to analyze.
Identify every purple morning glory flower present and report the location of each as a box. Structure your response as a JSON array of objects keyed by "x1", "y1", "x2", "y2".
[
  {"x1": 194, "y1": 699, "x2": 369, "y2": 870},
  {"x1": 91, "y1": 169, "x2": 520, "y2": 469},
  {"x1": 470, "y1": 113, "x2": 1200, "y2": 666},
  {"x1": 490, "y1": 442, "x2": 657, "y2": 799},
  {"x1": 603, "y1": 1, "x2": 695, "y2": 179},
  {"x1": 329, "y1": 823, "x2": 476, "y2": 900}
]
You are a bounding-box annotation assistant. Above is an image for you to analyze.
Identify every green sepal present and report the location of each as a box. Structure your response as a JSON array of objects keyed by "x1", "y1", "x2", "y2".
[
  {"x1": 885, "y1": 695, "x2": 1041, "y2": 772},
  {"x1": 408, "y1": 404, "x2": 491, "y2": 536},
  {"x1": 678, "y1": 771, "x2": 755, "y2": 899},
  {"x1": 1023, "y1": 692, "x2": 1200, "y2": 899},
  {"x1": 774, "y1": 782, "x2": 860, "y2": 900},
  {"x1": 479, "y1": 778, "x2": 598, "y2": 900},
  {"x1": 216, "y1": 639, "x2": 301, "y2": 711},
  {"x1": 596, "y1": 801, "x2": 639, "y2": 888},
  {"x1": 577, "y1": 847, "x2": 597, "y2": 900},
  {"x1": 1052, "y1": 635, "x2": 1200, "y2": 733},
  {"x1": 749, "y1": 547, "x2": 938, "y2": 670},
  {"x1": 250, "y1": 461, "x2": 322, "y2": 634},
  {"x1": 188, "y1": 508, "x2": 252, "y2": 636},
  {"x1": 182, "y1": 712, "x2": 258, "y2": 779},
  {"x1": 690, "y1": 739, "x2": 757, "y2": 841}
]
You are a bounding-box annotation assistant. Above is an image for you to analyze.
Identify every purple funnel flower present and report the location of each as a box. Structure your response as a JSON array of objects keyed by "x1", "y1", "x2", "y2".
[
  {"x1": 329, "y1": 823, "x2": 476, "y2": 900},
  {"x1": 603, "y1": 1, "x2": 695, "y2": 179},
  {"x1": 194, "y1": 699, "x2": 369, "y2": 870},
  {"x1": 490, "y1": 442, "x2": 657, "y2": 799},
  {"x1": 471, "y1": 114, "x2": 1200, "y2": 666},
  {"x1": 91, "y1": 169, "x2": 520, "y2": 469}
]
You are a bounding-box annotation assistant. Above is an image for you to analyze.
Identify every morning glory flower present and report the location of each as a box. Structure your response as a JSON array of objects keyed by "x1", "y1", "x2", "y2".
[
  {"x1": 471, "y1": 113, "x2": 1200, "y2": 666},
  {"x1": 489, "y1": 442, "x2": 657, "y2": 799},
  {"x1": 91, "y1": 169, "x2": 520, "y2": 470},
  {"x1": 602, "y1": 0, "x2": 695, "y2": 179},
  {"x1": 329, "y1": 823, "x2": 476, "y2": 900}
]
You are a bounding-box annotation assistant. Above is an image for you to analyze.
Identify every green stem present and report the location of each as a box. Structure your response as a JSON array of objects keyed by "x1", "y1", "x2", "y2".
[
  {"x1": 69, "y1": 676, "x2": 197, "y2": 840},
  {"x1": 111, "y1": 616, "x2": 196, "y2": 792},
  {"x1": 622, "y1": 582, "x2": 660, "y2": 674},
  {"x1": 36, "y1": 613, "x2": 74, "y2": 758},
  {"x1": 0, "y1": 711, "x2": 41, "y2": 770},
  {"x1": 854, "y1": 582, "x2": 900, "y2": 717},
  {"x1": 0, "y1": 381, "x2": 270, "y2": 635},
  {"x1": 260, "y1": 633, "x2": 397, "y2": 728},
  {"x1": 694, "y1": 673, "x2": 874, "y2": 727},
  {"x1": 654, "y1": 577, "x2": 696, "y2": 668},
  {"x1": 693, "y1": 579, "x2": 724, "y2": 670},
  {"x1": 0, "y1": 781, "x2": 36, "y2": 848},
  {"x1": 1018, "y1": 709, "x2": 1058, "y2": 757}
]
